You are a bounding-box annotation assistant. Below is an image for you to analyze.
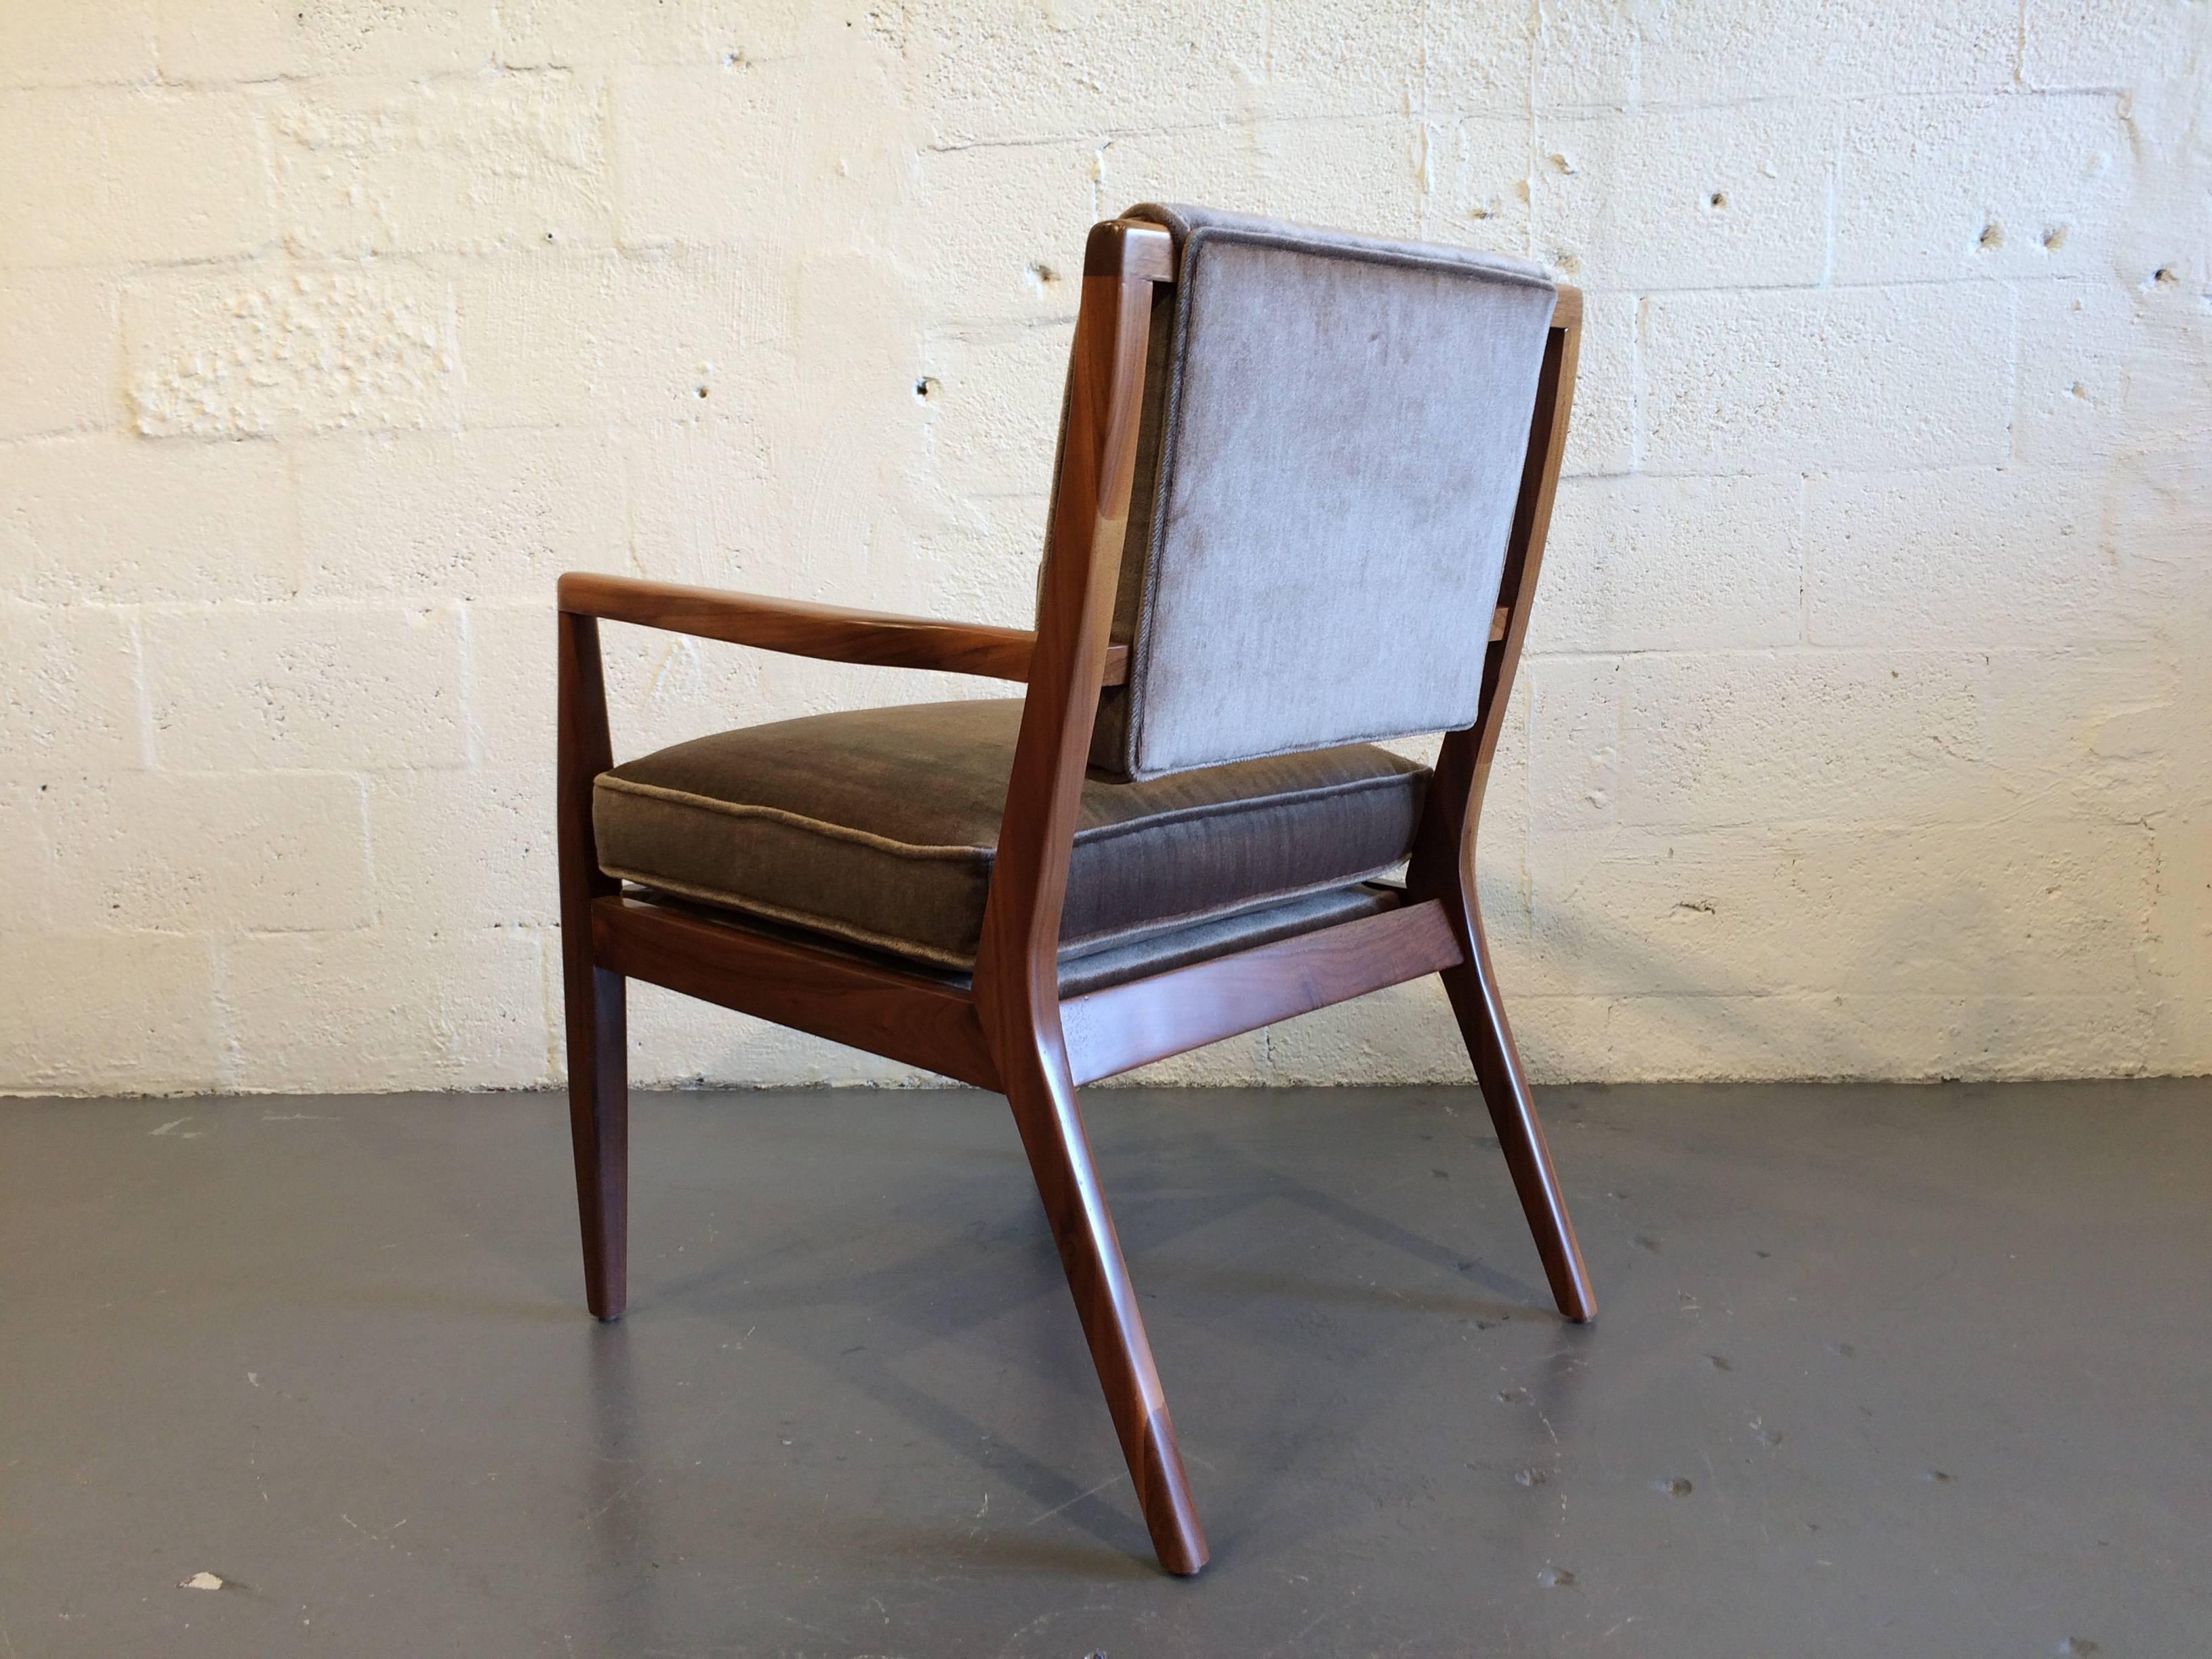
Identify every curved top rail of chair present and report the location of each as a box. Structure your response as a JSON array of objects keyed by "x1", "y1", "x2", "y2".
[{"x1": 1080, "y1": 213, "x2": 1584, "y2": 334}]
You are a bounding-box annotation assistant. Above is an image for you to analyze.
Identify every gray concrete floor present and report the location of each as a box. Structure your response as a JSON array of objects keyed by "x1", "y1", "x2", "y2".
[{"x1": 1, "y1": 1080, "x2": 2206, "y2": 1657}]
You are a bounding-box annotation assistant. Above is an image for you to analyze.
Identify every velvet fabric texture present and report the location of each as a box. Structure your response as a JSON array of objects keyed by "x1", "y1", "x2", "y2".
[
  {"x1": 1054, "y1": 882, "x2": 1395, "y2": 996},
  {"x1": 1082, "y1": 203, "x2": 1558, "y2": 780},
  {"x1": 618, "y1": 880, "x2": 1399, "y2": 998},
  {"x1": 594, "y1": 699, "x2": 1427, "y2": 970}
]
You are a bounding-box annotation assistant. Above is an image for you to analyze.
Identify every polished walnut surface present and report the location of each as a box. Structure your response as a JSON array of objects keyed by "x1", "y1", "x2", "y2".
[{"x1": 554, "y1": 213, "x2": 1587, "y2": 1576}]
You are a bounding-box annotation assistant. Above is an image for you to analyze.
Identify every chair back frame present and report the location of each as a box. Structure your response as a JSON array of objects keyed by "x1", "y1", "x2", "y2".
[{"x1": 552, "y1": 216, "x2": 1586, "y2": 1578}]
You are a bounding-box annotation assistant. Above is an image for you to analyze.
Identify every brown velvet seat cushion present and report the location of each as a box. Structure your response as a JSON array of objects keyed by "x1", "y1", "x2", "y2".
[{"x1": 594, "y1": 699, "x2": 1427, "y2": 971}]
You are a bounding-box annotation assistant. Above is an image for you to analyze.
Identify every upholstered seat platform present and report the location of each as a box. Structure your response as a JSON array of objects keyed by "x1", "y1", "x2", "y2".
[{"x1": 594, "y1": 698, "x2": 1427, "y2": 971}]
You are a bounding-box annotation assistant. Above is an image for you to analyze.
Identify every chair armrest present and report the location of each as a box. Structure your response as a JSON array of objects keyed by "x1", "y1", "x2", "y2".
[{"x1": 557, "y1": 573, "x2": 1128, "y2": 685}]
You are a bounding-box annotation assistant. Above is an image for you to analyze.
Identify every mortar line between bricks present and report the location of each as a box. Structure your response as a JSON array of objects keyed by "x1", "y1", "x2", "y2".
[{"x1": 15, "y1": 262, "x2": 2106, "y2": 298}]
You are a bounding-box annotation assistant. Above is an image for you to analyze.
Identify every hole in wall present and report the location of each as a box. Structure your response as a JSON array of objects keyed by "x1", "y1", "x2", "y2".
[
  {"x1": 2042, "y1": 225, "x2": 2068, "y2": 251},
  {"x1": 2153, "y1": 266, "x2": 2178, "y2": 287},
  {"x1": 1707, "y1": 190, "x2": 1727, "y2": 209},
  {"x1": 1978, "y1": 222, "x2": 2004, "y2": 251},
  {"x1": 914, "y1": 376, "x2": 941, "y2": 403}
]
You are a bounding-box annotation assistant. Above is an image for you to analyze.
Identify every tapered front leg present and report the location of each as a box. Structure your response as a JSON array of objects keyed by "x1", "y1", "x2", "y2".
[
  {"x1": 564, "y1": 960, "x2": 629, "y2": 1320},
  {"x1": 557, "y1": 608, "x2": 628, "y2": 1319},
  {"x1": 999, "y1": 1035, "x2": 1208, "y2": 1576},
  {"x1": 1444, "y1": 912, "x2": 1594, "y2": 1323}
]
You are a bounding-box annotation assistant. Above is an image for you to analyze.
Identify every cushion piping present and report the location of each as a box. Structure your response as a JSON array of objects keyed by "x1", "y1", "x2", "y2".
[
  {"x1": 596, "y1": 774, "x2": 993, "y2": 864},
  {"x1": 595, "y1": 761, "x2": 1422, "y2": 865}
]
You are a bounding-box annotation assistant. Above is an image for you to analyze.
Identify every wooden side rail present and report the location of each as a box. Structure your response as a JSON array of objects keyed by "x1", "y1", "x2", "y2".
[
  {"x1": 592, "y1": 895, "x2": 1000, "y2": 1090},
  {"x1": 1059, "y1": 900, "x2": 1466, "y2": 1086},
  {"x1": 557, "y1": 572, "x2": 1129, "y2": 687}
]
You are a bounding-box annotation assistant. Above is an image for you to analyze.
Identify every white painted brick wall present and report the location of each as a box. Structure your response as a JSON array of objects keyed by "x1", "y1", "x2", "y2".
[
  {"x1": 0, "y1": 602, "x2": 143, "y2": 771},
  {"x1": 270, "y1": 73, "x2": 615, "y2": 258},
  {"x1": 0, "y1": 6, "x2": 159, "y2": 90},
  {"x1": 123, "y1": 262, "x2": 464, "y2": 437},
  {"x1": 140, "y1": 602, "x2": 469, "y2": 769},
  {"x1": 1641, "y1": 285, "x2": 2019, "y2": 473},
  {"x1": 2, "y1": 0, "x2": 2206, "y2": 1094},
  {"x1": 1834, "y1": 93, "x2": 2133, "y2": 283},
  {"x1": 28, "y1": 771, "x2": 376, "y2": 934},
  {"x1": 157, "y1": 0, "x2": 499, "y2": 83},
  {"x1": 0, "y1": 85, "x2": 275, "y2": 266},
  {"x1": 1534, "y1": 102, "x2": 1840, "y2": 289},
  {"x1": 295, "y1": 428, "x2": 627, "y2": 598},
  {"x1": 0, "y1": 269, "x2": 123, "y2": 439},
  {"x1": 3, "y1": 434, "x2": 300, "y2": 601}
]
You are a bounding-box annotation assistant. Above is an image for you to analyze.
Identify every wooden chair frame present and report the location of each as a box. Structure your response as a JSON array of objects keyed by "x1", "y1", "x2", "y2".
[{"x1": 554, "y1": 218, "x2": 1589, "y2": 1577}]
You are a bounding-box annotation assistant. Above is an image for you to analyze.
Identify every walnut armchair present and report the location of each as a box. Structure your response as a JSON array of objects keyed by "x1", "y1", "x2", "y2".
[{"x1": 554, "y1": 205, "x2": 1589, "y2": 1577}]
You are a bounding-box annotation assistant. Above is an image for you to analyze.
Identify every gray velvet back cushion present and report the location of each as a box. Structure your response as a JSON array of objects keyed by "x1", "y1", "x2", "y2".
[{"x1": 1082, "y1": 204, "x2": 1557, "y2": 781}]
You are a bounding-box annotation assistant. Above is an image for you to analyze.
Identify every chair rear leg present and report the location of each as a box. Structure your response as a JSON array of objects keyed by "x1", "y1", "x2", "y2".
[
  {"x1": 565, "y1": 958, "x2": 629, "y2": 1321},
  {"x1": 1000, "y1": 1038, "x2": 1208, "y2": 1576},
  {"x1": 1443, "y1": 928, "x2": 1596, "y2": 1323}
]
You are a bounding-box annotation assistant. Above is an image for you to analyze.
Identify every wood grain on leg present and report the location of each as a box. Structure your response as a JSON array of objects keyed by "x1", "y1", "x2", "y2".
[
  {"x1": 999, "y1": 1036, "x2": 1208, "y2": 1574},
  {"x1": 1407, "y1": 298, "x2": 1595, "y2": 1324},
  {"x1": 975, "y1": 222, "x2": 1207, "y2": 1574},
  {"x1": 565, "y1": 965, "x2": 629, "y2": 1321},
  {"x1": 1448, "y1": 941, "x2": 1594, "y2": 1322},
  {"x1": 558, "y1": 610, "x2": 630, "y2": 1320}
]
